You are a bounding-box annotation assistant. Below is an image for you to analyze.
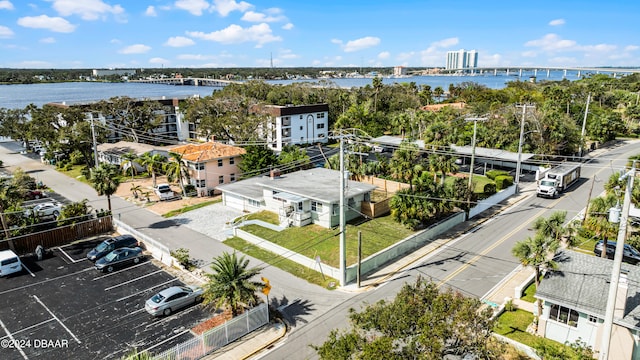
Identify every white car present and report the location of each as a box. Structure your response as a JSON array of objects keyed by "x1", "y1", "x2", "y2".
[{"x1": 27, "y1": 202, "x2": 63, "y2": 218}]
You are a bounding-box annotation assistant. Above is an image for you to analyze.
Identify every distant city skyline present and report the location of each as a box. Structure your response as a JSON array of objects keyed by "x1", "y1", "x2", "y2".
[{"x1": 0, "y1": 0, "x2": 638, "y2": 69}]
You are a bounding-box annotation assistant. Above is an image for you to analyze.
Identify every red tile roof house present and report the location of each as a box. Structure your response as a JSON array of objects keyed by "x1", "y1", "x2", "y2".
[{"x1": 169, "y1": 142, "x2": 246, "y2": 197}]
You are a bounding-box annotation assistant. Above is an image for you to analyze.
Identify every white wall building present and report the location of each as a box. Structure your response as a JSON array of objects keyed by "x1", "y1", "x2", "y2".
[
  {"x1": 254, "y1": 104, "x2": 329, "y2": 152},
  {"x1": 446, "y1": 49, "x2": 478, "y2": 71}
]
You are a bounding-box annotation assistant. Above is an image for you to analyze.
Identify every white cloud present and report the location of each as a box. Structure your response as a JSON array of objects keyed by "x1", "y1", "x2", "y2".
[
  {"x1": 110, "y1": 38, "x2": 121, "y2": 44},
  {"x1": 14, "y1": 60, "x2": 53, "y2": 68},
  {"x1": 118, "y1": 44, "x2": 151, "y2": 54},
  {"x1": 145, "y1": 6, "x2": 157, "y2": 17},
  {"x1": 432, "y1": 37, "x2": 459, "y2": 48},
  {"x1": 279, "y1": 49, "x2": 298, "y2": 59},
  {"x1": 164, "y1": 36, "x2": 195, "y2": 47},
  {"x1": 212, "y1": 0, "x2": 252, "y2": 17},
  {"x1": 17, "y1": 15, "x2": 76, "y2": 33},
  {"x1": 341, "y1": 36, "x2": 380, "y2": 52},
  {"x1": 419, "y1": 37, "x2": 460, "y2": 66},
  {"x1": 187, "y1": 23, "x2": 281, "y2": 47},
  {"x1": 377, "y1": 51, "x2": 390, "y2": 60},
  {"x1": 549, "y1": 19, "x2": 565, "y2": 26},
  {"x1": 521, "y1": 50, "x2": 537, "y2": 58},
  {"x1": 149, "y1": 57, "x2": 169, "y2": 64},
  {"x1": 0, "y1": 1, "x2": 14, "y2": 10},
  {"x1": 40, "y1": 37, "x2": 56, "y2": 43},
  {"x1": 624, "y1": 45, "x2": 639, "y2": 52},
  {"x1": 175, "y1": 0, "x2": 210, "y2": 16},
  {"x1": 282, "y1": 23, "x2": 293, "y2": 30},
  {"x1": 0, "y1": 25, "x2": 14, "y2": 38},
  {"x1": 396, "y1": 51, "x2": 415, "y2": 61},
  {"x1": 48, "y1": 0, "x2": 125, "y2": 21},
  {"x1": 525, "y1": 33, "x2": 576, "y2": 51},
  {"x1": 241, "y1": 8, "x2": 285, "y2": 23}
]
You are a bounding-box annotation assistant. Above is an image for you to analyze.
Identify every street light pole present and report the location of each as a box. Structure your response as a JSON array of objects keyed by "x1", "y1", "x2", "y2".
[
  {"x1": 599, "y1": 161, "x2": 636, "y2": 360},
  {"x1": 339, "y1": 136, "x2": 347, "y2": 287},
  {"x1": 515, "y1": 104, "x2": 534, "y2": 193}
]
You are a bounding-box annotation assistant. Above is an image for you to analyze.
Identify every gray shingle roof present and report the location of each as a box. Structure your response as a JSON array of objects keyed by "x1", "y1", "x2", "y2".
[{"x1": 536, "y1": 249, "x2": 640, "y2": 330}]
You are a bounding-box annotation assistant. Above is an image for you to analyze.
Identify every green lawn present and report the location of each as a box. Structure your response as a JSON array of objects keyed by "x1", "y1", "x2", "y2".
[
  {"x1": 163, "y1": 199, "x2": 222, "y2": 218},
  {"x1": 521, "y1": 281, "x2": 537, "y2": 303},
  {"x1": 239, "y1": 213, "x2": 415, "y2": 268},
  {"x1": 224, "y1": 237, "x2": 337, "y2": 289},
  {"x1": 57, "y1": 165, "x2": 90, "y2": 184}
]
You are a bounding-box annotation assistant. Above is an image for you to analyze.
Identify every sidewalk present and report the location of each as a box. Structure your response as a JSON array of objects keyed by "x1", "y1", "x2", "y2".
[{"x1": 202, "y1": 320, "x2": 286, "y2": 360}]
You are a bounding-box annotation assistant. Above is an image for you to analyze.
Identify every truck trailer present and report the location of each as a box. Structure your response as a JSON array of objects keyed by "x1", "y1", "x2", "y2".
[{"x1": 536, "y1": 163, "x2": 582, "y2": 198}]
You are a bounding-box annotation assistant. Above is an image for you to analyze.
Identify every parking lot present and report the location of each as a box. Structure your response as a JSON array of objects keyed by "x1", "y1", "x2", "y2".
[{"x1": 0, "y1": 238, "x2": 210, "y2": 360}]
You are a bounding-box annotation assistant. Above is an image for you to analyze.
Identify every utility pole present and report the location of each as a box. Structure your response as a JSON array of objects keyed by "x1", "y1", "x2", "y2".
[
  {"x1": 599, "y1": 161, "x2": 635, "y2": 360},
  {"x1": 90, "y1": 116, "x2": 99, "y2": 167},
  {"x1": 515, "y1": 104, "x2": 534, "y2": 193},
  {"x1": 339, "y1": 137, "x2": 347, "y2": 287},
  {"x1": 465, "y1": 117, "x2": 487, "y2": 211},
  {"x1": 579, "y1": 93, "x2": 591, "y2": 158}
]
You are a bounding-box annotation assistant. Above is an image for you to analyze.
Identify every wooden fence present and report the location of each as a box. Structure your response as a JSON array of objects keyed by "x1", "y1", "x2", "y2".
[{"x1": 0, "y1": 216, "x2": 113, "y2": 255}]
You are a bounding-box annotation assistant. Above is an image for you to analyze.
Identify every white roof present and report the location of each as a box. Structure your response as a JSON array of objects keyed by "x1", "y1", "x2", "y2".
[{"x1": 0, "y1": 250, "x2": 18, "y2": 261}]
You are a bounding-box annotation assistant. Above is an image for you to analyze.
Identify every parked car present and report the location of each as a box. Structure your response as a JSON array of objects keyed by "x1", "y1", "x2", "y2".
[
  {"x1": 0, "y1": 250, "x2": 22, "y2": 277},
  {"x1": 593, "y1": 240, "x2": 640, "y2": 265},
  {"x1": 23, "y1": 189, "x2": 46, "y2": 200},
  {"x1": 94, "y1": 247, "x2": 144, "y2": 273},
  {"x1": 87, "y1": 234, "x2": 140, "y2": 261},
  {"x1": 25, "y1": 201, "x2": 62, "y2": 218},
  {"x1": 145, "y1": 285, "x2": 204, "y2": 316},
  {"x1": 155, "y1": 183, "x2": 175, "y2": 201}
]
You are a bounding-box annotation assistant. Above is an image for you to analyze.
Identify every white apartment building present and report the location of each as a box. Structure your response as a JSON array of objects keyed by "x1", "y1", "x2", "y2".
[
  {"x1": 446, "y1": 49, "x2": 478, "y2": 71},
  {"x1": 254, "y1": 104, "x2": 330, "y2": 152}
]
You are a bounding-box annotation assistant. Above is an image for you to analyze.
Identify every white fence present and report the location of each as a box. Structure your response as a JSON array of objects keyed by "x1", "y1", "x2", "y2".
[
  {"x1": 152, "y1": 303, "x2": 269, "y2": 360},
  {"x1": 113, "y1": 219, "x2": 174, "y2": 266},
  {"x1": 468, "y1": 185, "x2": 516, "y2": 219}
]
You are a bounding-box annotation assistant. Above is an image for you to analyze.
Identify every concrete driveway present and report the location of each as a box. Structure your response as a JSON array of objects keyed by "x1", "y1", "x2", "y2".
[{"x1": 170, "y1": 203, "x2": 244, "y2": 241}]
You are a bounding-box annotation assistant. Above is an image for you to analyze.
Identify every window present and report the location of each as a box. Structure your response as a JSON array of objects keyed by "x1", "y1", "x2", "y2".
[
  {"x1": 332, "y1": 204, "x2": 339, "y2": 216},
  {"x1": 317, "y1": 112, "x2": 325, "y2": 119},
  {"x1": 217, "y1": 159, "x2": 223, "y2": 167},
  {"x1": 248, "y1": 199, "x2": 260, "y2": 207},
  {"x1": 300, "y1": 115, "x2": 303, "y2": 119},
  {"x1": 317, "y1": 123, "x2": 325, "y2": 129},
  {"x1": 230, "y1": 174, "x2": 236, "y2": 182},
  {"x1": 218, "y1": 175, "x2": 224, "y2": 184},
  {"x1": 300, "y1": 126, "x2": 303, "y2": 130},
  {"x1": 588, "y1": 315, "x2": 598, "y2": 323},
  {"x1": 195, "y1": 163, "x2": 204, "y2": 170},
  {"x1": 297, "y1": 202, "x2": 303, "y2": 211},
  {"x1": 195, "y1": 179, "x2": 205, "y2": 187},
  {"x1": 229, "y1": 157, "x2": 235, "y2": 165},
  {"x1": 549, "y1": 304, "x2": 579, "y2": 327},
  {"x1": 311, "y1": 201, "x2": 323, "y2": 212}
]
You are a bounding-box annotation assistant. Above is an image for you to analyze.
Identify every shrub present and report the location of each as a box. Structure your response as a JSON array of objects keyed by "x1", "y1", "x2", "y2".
[
  {"x1": 64, "y1": 163, "x2": 74, "y2": 171},
  {"x1": 495, "y1": 175, "x2": 514, "y2": 190},
  {"x1": 183, "y1": 184, "x2": 196, "y2": 196},
  {"x1": 486, "y1": 169, "x2": 510, "y2": 180},
  {"x1": 69, "y1": 150, "x2": 85, "y2": 165},
  {"x1": 483, "y1": 183, "x2": 497, "y2": 195},
  {"x1": 171, "y1": 247, "x2": 195, "y2": 270}
]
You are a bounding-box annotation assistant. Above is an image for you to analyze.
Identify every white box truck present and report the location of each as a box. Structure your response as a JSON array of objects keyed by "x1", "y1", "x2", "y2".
[{"x1": 536, "y1": 163, "x2": 582, "y2": 198}]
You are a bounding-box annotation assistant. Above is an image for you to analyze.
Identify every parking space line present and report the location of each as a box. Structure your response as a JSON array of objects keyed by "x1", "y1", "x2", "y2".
[
  {"x1": 22, "y1": 263, "x2": 35, "y2": 277},
  {"x1": 0, "y1": 319, "x2": 55, "y2": 340},
  {"x1": 32, "y1": 295, "x2": 81, "y2": 344},
  {"x1": 141, "y1": 329, "x2": 190, "y2": 354},
  {"x1": 0, "y1": 318, "x2": 29, "y2": 360},
  {"x1": 116, "y1": 279, "x2": 179, "y2": 302},
  {"x1": 0, "y1": 268, "x2": 93, "y2": 296},
  {"x1": 92, "y1": 261, "x2": 150, "y2": 281},
  {"x1": 104, "y1": 270, "x2": 164, "y2": 291},
  {"x1": 55, "y1": 247, "x2": 87, "y2": 264}
]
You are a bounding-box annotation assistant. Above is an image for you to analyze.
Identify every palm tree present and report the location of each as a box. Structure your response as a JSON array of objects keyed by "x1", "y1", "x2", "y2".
[
  {"x1": 138, "y1": 152, "x2": 166, "y2": 188},
  {"x1": 163, "y1": 151, "x2": 189, "y2": 196},
  {"x1": 120, "y1": 152, "x2": 138, "y2": 181},
  {"x1": 532, "y1": 211, "x2": 568, "y2": 243},
  {"x1": 389, "y1": 142, "x2": 423, "y2": 191},
  {"x1": 203, "y1": 252, "x2": 264, "y2": 316},
  {"x1": 512, "y1": 232, "x2": 560, "y2": 321},
  {"x1": 90, "y1": 163, "x2": 121, "y2": 212}
]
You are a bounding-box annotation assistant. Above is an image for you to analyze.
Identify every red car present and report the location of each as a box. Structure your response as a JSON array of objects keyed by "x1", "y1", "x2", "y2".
[{"x1": 24, "y1": 190, "x2": 46, "y2": 200}]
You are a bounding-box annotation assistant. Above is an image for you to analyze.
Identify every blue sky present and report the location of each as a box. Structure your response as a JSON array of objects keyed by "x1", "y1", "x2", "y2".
[{"x1": 0, "y1": 0, "x2": 638, "y2": 69}]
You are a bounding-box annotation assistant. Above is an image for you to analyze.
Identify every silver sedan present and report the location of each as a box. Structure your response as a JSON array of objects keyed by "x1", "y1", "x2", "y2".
[{"x1": 145, "y1": 285, "x2": 204, "y2": 316}]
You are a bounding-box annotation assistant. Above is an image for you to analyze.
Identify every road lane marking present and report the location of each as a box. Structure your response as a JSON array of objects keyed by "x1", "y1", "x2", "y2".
[
  {"x1": 436, "y1": 197, "x2": 562, "y2": 289},
  {"x1": 33, "y1": 295, "x2": 81, "y2": 344},
  {"x1": 0, "y1": 318, "x2": 29, "y2": 360}
]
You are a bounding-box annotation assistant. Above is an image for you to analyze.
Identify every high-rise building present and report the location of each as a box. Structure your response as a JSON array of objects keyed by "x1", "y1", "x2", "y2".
[{"x1": 446, "y1": 49, "x2": 478, "y2": 71}]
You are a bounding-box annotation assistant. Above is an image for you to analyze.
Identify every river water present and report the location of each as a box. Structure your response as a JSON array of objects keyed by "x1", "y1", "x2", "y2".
[{"x1": 0, "y1": 71, "x2": 579, "y2": 110}]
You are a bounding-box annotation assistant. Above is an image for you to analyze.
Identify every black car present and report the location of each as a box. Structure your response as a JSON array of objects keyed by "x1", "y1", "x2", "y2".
[
  {"x1": 593, "y1": 240, "x2": 640, "y2": 265},
  {"x1": 87, "y1": 234, "x2": 139, "y2": 261},
  {"x1": 94, "y1": 247, "x2": 144, "y2": 273}
]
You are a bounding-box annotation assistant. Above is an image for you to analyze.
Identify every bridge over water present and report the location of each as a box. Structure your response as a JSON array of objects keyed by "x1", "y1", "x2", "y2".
[
  {"x1": 437, "y1": 66, "x2": 640, "y2": 78},
  {"x1": 128, "y1": 77, "x2": 242, "y2": 87}
]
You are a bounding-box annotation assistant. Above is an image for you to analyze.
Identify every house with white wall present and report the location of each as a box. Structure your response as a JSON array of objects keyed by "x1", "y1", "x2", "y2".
[
  {"x1": 217, "y1": 167, "x2": 376, "y2": 228},
  {"x1": 535, "y1": 250, "x2": 640, "y2": 359},
  {"x1": 252, "y1": 104, "x2": 329, "y2": 152},
  {"x1": 169, "y1": 141, "x2": 245, "y2": 197}
]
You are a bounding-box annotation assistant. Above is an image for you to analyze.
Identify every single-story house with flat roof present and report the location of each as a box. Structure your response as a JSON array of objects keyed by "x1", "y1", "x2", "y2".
[
  {"x1": 217, "y1": 167, "x2": 377, "y2": 228},
  {"x1": 536, "y1": 250, "x2": 640, "y2": 359}
]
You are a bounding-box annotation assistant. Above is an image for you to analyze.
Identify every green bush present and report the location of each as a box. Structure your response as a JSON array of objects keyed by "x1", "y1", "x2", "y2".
[
  {"x1": 64, "y1": 163, "x2": 74, "y2": 171},
  {"x1": 170, "y1": 247, "x2": 194, "y2": 270},
  {"x1": 495, "y1": 175, "x2": 514, "y2": 190},
  {"x1": 486, "y1": 169, "x2": 510, "y2": 180},
  {"x1": 69, "y1": 150, "x2": 85, "y2": 165},
  {"x1": 483, "y1": 183, "x2": 497, "y2": 195}
]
